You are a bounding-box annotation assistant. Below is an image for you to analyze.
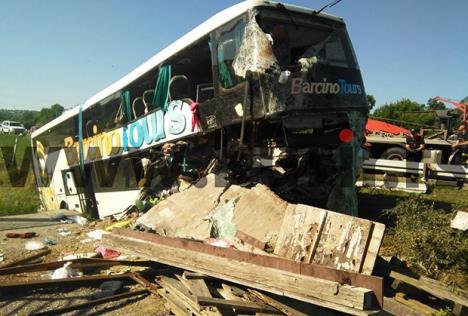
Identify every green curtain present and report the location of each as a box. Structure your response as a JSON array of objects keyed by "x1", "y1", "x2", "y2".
[
  {"x1": 152, "y1": 64, "x2": 171, "y2": 112},
  {"x1": 216, "y1": 22, "x2": 244, "y2": 89},
  {"x1": 218, "y1": 49, "x2": 233, "y2": 88},
  {"x1": 121, "y1": 90, "x2": 131, "y2": 121}
]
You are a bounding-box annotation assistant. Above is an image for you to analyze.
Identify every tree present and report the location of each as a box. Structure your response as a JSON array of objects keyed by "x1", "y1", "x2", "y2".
[
  {"x1": 427, "y1": 97, "x2": 446, "y2": 110},
  {"x1": 19, "y1": 111, "x2": 36, "y2": 129},
  {"x1": 36, "y1": 104, "x2": 64, "y2": 125},
  {"x1": 367, "y1": 94, "x2": 376, "y2": 110},
  {"x1": 372, "y1": 98, "x2": 437, "y2": 129},
  {"x1": 461, "y1": 96, "x2": 468, "y2": 105}
]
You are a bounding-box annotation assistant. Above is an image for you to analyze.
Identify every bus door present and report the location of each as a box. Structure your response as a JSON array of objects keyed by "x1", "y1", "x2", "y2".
[{"x1": 61, "y1": 169, "x2": 81, "y2": 211}]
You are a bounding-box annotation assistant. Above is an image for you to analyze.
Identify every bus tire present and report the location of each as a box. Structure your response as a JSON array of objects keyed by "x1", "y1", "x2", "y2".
[
  {"x1": 60, "y1": 201, "x2": 69, "y2": 210},
  {"x1": 381, "y1": 147, "x2": 406, "y2": 160}
]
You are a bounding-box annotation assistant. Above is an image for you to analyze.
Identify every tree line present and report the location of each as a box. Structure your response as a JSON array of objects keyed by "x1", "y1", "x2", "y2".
[
  {"x1": 368, "y1": 95, "x2": 467, "y2": 131},
  {"x1": 0, "y1": 104, "x2": 64, "y2": 129}
]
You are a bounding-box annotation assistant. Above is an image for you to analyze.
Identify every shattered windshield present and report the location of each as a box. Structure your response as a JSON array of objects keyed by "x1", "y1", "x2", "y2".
[{"x1": 256, "y1": 9, "x2": 358, "y2": 70}]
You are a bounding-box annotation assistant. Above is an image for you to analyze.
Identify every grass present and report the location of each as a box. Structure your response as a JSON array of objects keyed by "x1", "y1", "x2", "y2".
[
  {"x1": 358, "y1": 187, "x2": 468, "y2": 290},
  {"x1": 359, "y1": 185, "x2": 468, "y2": 207},
  {"x1": 0, "y1": 134, "x2": 40, "y2": 215}
]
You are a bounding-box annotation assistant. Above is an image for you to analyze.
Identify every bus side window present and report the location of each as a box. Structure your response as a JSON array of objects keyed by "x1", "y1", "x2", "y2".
[
  {"x1": 215, "y1": 18, "x2": 245, "y2": 91},
  {"x1": 169, "y1": 36, "x2": 214, "y2": 103}
]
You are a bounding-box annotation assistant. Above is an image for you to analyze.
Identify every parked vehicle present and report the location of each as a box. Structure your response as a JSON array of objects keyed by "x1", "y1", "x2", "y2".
[{"x1": 1, "y1": 120, "x2": 27, "y2": 135}]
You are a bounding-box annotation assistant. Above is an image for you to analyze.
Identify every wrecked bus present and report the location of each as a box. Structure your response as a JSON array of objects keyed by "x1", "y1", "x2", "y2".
[{"x1": 31, "y1": 1, "x2": 368, "y2": 219}]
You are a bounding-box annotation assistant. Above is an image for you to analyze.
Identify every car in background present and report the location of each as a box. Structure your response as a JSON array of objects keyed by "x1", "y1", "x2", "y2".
[{"x1": 1, "y1": 120, "x2": 28, "y2": 135}]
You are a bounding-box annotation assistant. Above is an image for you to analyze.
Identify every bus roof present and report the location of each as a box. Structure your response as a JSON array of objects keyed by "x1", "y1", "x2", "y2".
[{"x1": 32, "y1": 1, "x2": 343, "y2": 139}]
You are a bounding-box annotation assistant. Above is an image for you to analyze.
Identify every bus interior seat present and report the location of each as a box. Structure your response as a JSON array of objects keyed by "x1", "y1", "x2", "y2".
[
  {"x1": 169, "y1": 75, "x2": 192, "y2": 102},
  {"x1": 85, "y1": 119, "x2": 98, "y2": 137},
  {"x1": 196, "y1": 83, "x2": 214, "y2": 102},
  {"x1": 142, "y1": 89, "x2": 155, "y2": 109},
  {"x1": 132, "y1": 97, "x2": 147, "y2": 119}
]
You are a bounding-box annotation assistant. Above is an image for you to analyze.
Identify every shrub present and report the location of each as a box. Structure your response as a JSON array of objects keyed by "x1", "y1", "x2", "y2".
[{"x1": 383, "y1": 197, "x2": 467, "y2": 287}]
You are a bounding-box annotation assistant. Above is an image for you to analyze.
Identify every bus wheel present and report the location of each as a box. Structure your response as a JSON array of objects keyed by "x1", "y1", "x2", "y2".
[
  {"x1": 60, "y1": 201, "x2": 69, "y2": 210},
  {"x1": 381, "y1": 147, "x2": 406, "y2": 161}
]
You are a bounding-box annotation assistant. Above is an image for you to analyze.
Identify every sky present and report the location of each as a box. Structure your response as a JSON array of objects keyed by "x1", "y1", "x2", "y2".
[{"x1": 0, "y1": 0, "x2": 467, "y2": 111}]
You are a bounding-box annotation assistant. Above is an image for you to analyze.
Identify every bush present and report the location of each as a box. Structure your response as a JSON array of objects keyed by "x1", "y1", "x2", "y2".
[{"x1": 383, "y1": 197, "x2": 467, "y2": 287}]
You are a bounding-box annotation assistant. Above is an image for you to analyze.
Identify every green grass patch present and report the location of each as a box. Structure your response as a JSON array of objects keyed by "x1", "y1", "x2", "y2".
[
  {"x1": 381, "y1": 197, "x2": 467, "y2": 288},
  {"x1": 0, "y1": 134, "x2": 40, "y2": 215}
]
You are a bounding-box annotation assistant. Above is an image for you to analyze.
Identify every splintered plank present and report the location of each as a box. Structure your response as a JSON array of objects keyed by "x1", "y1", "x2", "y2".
[
  {"x1": 158, "y1": 276, "x2": 205, "y2": 315},
  {"x1": 177, "y1": 272, "x2": 212, "y2": 297},
  {"x1": 158, "y1": 288, "x2": 192, "y2": 316},
  {"x1": 360, "y1": 222, "x2": 385, "y2": 275},
  {"x1": 389, "y1": 271, "x2": 468, "y2": 311},
  {"x1": 311, "y1": 210, "x2": 373, "y2": 273},
  {"x1": 274, "y1": 204, "x2": 327, "y2": 262},
  {"x1": 197, "y1": 297, "x2": 281, "y2": 314},
  {"x1": 248, "y1": 290, "x2": 309, "y2": 316}
]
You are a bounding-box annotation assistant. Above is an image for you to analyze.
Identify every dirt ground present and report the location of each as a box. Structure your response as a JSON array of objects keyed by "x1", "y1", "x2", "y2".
[{"x1": 0, "y1": 212, "x2": 170, "y2": 316}]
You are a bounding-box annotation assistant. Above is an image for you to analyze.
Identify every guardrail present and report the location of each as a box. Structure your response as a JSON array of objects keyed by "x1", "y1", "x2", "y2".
[{"x1": 362, "y1": 159, "x2": 467, "y2": 180}]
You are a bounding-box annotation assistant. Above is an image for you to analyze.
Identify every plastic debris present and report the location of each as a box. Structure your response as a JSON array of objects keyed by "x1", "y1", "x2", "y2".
[
  {"x1": 92, "y1": 281, "x2": 123, "y2": 299},
  {"x1": 206, "y1": 238, "x2": 231, "y2": 248},
  {"x1": 87, "y1": 229, "x2": 105, "y2": 240},
  {"x1": 43, "y1": 237, "x2": 58, "y2": 245},
  {"x1": 57, "y1": 228, "x2": 72, "y2": 236},
  {"x1": 25, "y1": 241, "x2": 46, "y2": 251},
  {"x1": 94, "y1": 245, "x2": 121, "y2": 259},
  {"x1": 51, "y1": 262, "x2": 81, "y2": 279},
  {"x1": 105, "y1": 220, "x2": 132, "y2": 232},
  {"x1": 68, "y1": 215, "x2": 88, "y2": 226},
  {"x1": 80, "y1": 238, "x2": 93, "y2": 244}
]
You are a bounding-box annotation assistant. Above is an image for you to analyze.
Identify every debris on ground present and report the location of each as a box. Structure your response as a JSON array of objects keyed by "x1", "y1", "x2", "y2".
[
  {"x1": 6, "y1": 232, "x2": 37, "y2": 238},
  {"x1": 25, "y1": 240, "x2": 46, "y2": 251},
  {"x1": 87, "y1": 229, "x2": 105, "y2": 240},
  {"x1": 1, "y1": 175, "x2": 466, "y2": 315},
  {"x1": 451, "y1": 211, "x2": 468, "y2": 231},
  {"x1": 51, "y1": 261, "x2": 82, "y2": 279}
]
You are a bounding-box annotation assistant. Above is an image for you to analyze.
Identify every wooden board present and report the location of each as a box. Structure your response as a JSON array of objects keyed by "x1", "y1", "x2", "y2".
[
  {"x1": 390, "y1": 271, "x2": 468, "y2": 309},
  {"x1": 197, "y1": 296, "x2": 281, "y2": 314},
  {"x1": 178, "y1": 273, "x2": 212, "y2": 297},
  {"x1": 102, "y1": 231, "x2": 380, "y2": 315},
  {"x1": 360, "y1": 222, "x2": 385, "y2": 275},
  {"x1": 248, "y1": 290, "x2": 309, "y2": 316},
  {"x1": 311, "y1": 209, "x2": 373, "y2": 273},
  {"x1": 274, "y1": 204, "x2": 327, "y2": 262},
  {"x1": 273, "y1": 203, "x2": 383, "y2": 275}
]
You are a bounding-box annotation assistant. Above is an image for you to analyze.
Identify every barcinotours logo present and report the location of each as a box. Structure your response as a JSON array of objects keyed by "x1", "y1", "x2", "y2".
[{"x1": 291, "y1": 78, "x2": 362, "y2": 95}]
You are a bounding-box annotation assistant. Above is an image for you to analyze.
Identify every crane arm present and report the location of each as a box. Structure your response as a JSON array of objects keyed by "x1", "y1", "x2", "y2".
[{"x1": 433, "y1": 97, "x2": 467, "y2": 121}]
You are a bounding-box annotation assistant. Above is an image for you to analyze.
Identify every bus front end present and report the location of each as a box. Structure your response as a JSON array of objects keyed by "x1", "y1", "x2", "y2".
[{"x1": 199, "y1": 5, "x2": 368, "y2": 215}]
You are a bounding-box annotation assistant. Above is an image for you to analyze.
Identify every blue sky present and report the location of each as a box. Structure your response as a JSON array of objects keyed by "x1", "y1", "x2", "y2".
[{"x1": 0, "y1": 0, "x2": 467, "y2": 110}]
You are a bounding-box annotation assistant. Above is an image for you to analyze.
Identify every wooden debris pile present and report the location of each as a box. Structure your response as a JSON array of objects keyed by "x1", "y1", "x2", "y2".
[
  {"x1": 1, "y1": 247, "x2": 466, "y2": 315},
  {"x1": 374, "y1": 256, "x2": 468, "y2": 316}
]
